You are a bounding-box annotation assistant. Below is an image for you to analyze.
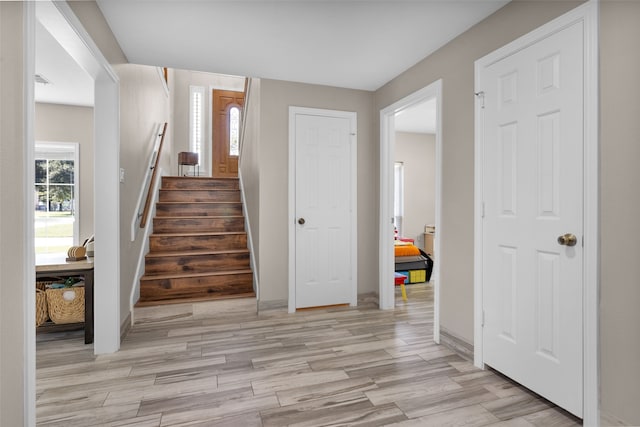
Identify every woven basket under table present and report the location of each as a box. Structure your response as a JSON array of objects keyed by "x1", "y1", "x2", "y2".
[
  {"x1": 35, "y1": 288, "x2": 49, "y2": 327},
  {"x1": 45, "y1": 286, "x2": 85, "y2": 324}
]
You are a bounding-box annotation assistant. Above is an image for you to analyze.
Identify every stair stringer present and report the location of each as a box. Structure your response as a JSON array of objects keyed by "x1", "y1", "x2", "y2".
[
  {"x1": 239, "y1": 173, "x2": 260, "y2": 301},
  {"x1": 130, "y1": 167, "x2": 165, "y2": 320}
]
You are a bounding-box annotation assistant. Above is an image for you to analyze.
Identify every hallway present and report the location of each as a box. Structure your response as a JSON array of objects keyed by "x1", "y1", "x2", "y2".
[{"x1": 35, "y1": 284, "x2": 580, "y2": 426}]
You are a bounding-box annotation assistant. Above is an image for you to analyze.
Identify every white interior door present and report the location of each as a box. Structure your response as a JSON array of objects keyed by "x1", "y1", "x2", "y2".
[
  {"x1": 480, "y1": 21, "x2": 584, "y2": 417},
  {"x1": 292, "y1": 109, "x2": 357, "y2": 309}
]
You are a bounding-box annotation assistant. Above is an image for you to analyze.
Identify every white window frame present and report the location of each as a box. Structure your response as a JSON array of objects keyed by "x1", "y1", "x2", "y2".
[
  {"x1": 189, "y1": 85, "x2": 205, "y2": 176},
  {"x1": 34, "y1": 141, "x2": 80, "y2": 248},
  {"x1": 394, "y1": 161, "x2": 404, "y2": 237}
]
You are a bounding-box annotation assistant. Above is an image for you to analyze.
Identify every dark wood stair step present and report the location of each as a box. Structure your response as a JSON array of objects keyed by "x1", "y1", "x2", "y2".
[
  {"x1": 159, "y1": 189, "x2": 241, "y2": 203},
  {"x1": 145, "y1": 248, "x2": 249, "y2": 258},
  {"x1": 139, "y1": 270, "x2": 254, "y2": 304},
  {"x1": 149, "y1": 232, "x2": 247, "y2": 252},
  {"x1": 135, "y1": 292, "x2": 256, "y2": 307},
  {"x1": 156, "y1": 202, "x2": 242, "y2": 217},
  {"x1": 144, "y1": 250, "x2": 250, "y2": 275},
  {"x1": 153, "y1": 216, "x2": 245, "y2": 233},
  {"x1": 161, "y1": 176, "x2": 239, "y2": 191}
]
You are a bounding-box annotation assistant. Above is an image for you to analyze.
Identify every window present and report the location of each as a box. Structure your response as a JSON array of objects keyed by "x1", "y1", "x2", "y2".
[
  {"x1": 229, "y1": 106, "x2": 240, "y2": 156},
  {"x1": 189, "y1": 86, "x2": 205, "y2": 162},
  {"x1": 394, "y1": 162, "x2": 404, "y2": 237},
  {"x1": 35, "y1": 143, "x2": 78, "y2": 254}
]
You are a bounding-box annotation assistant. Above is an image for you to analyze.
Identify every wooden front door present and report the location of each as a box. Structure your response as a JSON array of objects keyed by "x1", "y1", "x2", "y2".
[{"x1": 212, "y1": 90, "x2": 244, "y2": 178}]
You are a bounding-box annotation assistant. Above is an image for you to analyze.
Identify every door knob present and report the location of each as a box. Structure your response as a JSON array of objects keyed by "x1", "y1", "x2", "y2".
[
  {"x1": 298, "y1": 218, "x2": 305, "y2": 225},
  {"x1": 557, "y1": 233, "x2": 577, "y2": 247}
]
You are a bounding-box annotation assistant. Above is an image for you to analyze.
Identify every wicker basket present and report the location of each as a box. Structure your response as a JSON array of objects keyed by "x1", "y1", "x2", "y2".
[
  {"x1": 46, "y1": 286, "x2": 85, "y2": 324},
  {"x1": 35, "y1": 289, "x2": 49, "y2": 327},
  {"x1": 36, "y1": 276, "x2": 64, "y2": 291}
]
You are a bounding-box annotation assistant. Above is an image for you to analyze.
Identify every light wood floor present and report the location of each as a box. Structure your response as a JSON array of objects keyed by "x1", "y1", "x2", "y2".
[{"x1": 36, "y1": 283, "x2": 581, "y2": 426}]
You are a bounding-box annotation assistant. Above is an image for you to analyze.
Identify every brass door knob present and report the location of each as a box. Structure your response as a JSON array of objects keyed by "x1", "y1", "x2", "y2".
[
  {"x1": 298, "y1": 218, "x2": 305, "y2": 225},
  {"x1": 557, "y1": 233, "x2": 577, "y2": 247}
]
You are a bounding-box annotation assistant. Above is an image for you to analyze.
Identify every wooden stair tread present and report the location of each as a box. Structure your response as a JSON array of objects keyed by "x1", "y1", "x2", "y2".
[
  {"x1": 164, "y1": 176, "x2": 238, "y2": 180},
  {"x1": 141, "y1": 176, "x2": 252, "y2": 304},
  {"x1": 135, "y1": 292, "x2": 255, "y2": 307},
  {"x1": 160, "y1": 188, "x2": 239, "y2": 192},
  {"x1": 141, "y1": 269, "x2": 253, "y2": 281},
  {"x1": 157, "y1": 201, "x2": 241, "y2": 205},
  {"x1": 151, "y1": 231, "x2": 246, "y2": 237},
  {"x1": 145, "y1": 249, "x2": 249, "y2": 258},
  {"x1": 154, "y1": 215, "x2": 245, "y2": 219}
]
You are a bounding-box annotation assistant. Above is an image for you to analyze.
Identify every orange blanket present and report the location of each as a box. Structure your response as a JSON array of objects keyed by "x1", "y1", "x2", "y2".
[{"x1": 394, "y1": 244, "x2": 420, "y2": 257}]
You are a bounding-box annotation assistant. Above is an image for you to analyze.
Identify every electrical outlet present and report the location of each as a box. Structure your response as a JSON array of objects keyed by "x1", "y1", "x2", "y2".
[{"x1": 119, "y1": 168, "x2": 125, "y2": 183}]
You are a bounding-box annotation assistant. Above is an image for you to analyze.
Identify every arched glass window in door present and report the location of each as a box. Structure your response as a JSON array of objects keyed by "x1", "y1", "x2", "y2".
[{"x1": 229, "y1": 106, "x2": 240, "y2": 156}]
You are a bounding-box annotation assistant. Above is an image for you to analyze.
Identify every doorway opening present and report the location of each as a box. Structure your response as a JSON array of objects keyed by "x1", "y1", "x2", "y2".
[{"x1": 379, "y1": 80, "x2": 442, "y2": 343}]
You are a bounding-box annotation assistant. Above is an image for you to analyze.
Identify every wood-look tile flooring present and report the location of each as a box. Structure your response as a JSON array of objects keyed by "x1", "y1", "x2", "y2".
[{"x1": 36, "y1": 283, "x2": 581, "y2": 426}]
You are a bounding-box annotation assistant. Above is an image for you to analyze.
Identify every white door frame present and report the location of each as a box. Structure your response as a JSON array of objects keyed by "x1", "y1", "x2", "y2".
[
  {"x1": 379, "y1": 80, "x2": 442, "y2": 343},
  {"x1": 474, "y1": 1, "x2": 599, "y2": 424},
  {"x1": 25, "y1": 1, "x2": 121, "y2": 422},
  {"x1": 288, "y1": 107, "x2": 358, "y2": 313},
  {"x1": 47, "y1": 0, "x2": 121, "y2": 355}
]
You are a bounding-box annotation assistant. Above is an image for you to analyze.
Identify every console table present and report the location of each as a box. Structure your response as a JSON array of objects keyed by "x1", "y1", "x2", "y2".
[{"x1": 36, "y1": 254, "x2": 94, "y2": 344}]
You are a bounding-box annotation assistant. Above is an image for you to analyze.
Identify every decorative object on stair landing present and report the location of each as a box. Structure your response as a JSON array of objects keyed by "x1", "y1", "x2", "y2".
[{"x1": 178, "y1": 151, "x2": 199, "y2": 176}]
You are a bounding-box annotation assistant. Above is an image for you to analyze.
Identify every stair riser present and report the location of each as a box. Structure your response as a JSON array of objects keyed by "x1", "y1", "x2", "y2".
[
  {"x1": 156, "y1": 203, "x2": 242, "y2": 217},
  {"x1": 159, "y1": 190, "x2": 241, "y2": 203},
  {"x1": 144, "y1": 253, "x2": 250, "y2": 275},
  {"x1": 162, "y1": 177, "x2": 239, "y2": 191},
  {"x1": 149, "y1": 234, "x2": 247, "y2": 252},
  {"x1": 153, "y1": 217, "x2": 245, "y2": 233},
  {"x1": 140, "y1": 273, "x2": 254, "y2": 302}
]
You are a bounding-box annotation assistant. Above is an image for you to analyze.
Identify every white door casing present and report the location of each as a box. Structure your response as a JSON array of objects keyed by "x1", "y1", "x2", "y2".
[
  {"x1": 288, "y1": 107, "x2": 357, "y2": 311},
  {"x1": 379, "y1": 80, "x2": 442, "y2": 344},
  {"x1": 474, "y1": 1, "x2": 599, "y2": 423}
]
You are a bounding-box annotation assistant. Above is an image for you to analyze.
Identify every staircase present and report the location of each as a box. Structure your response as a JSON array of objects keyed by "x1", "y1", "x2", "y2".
[{"x1": 138, "y1": 176, "x2": 254, "y2": 306}]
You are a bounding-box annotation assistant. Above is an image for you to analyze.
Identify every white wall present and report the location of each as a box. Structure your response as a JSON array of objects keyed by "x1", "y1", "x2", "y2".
[
  {"x1": 239, "y1": 78, "x2": 261, "y2": 284},
  {"x1": 394, "y1": 131, "x2": 435, "y2": 247},
  {"x1": 0, "y1": 3, "x2": 30, "y2": 425},
  {"x1": 35, "y1": 103, "x2": 94, "y2": 242},
  {"x1": 116, "y1": 63, "x2": 171, "y2": 321}
]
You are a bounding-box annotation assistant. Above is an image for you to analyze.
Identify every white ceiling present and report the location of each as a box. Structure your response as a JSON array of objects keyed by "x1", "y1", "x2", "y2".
[
  {"x1": 35, "y1": 0, "x2": 509, "y2": 114},
  {"x1": 35, "y1": 19, "x2": 94, "y2": 107},
  {"x1": 96, "y1": 0, "x2": 509, "y2": 91},
  {"x1": 395, "y1": 98, "x2": 437, "y2": 134}
]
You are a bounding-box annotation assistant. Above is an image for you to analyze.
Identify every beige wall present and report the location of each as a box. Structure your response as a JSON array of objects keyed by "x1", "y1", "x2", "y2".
[
  {"x1": 600, "y1": 2, "x2": 640, "y2": 424},
  {"x1": 395, "y1": 132, "x2": 435, "y2": 246},
  {"x1": 0, "y1": 3, "x2": 29, "y2": 425},
  {"x1": 68, "y1": 1, "x2": 127, "y2": 65},
  {"x1": 171, "y1": 70, "x2": 245, "y2": 176},
  {"x1": 116, "y1": 63, "x2": 171, "y2": 321},
  {"x1": 71, "y1": 1, "x2": 173, "y2": 323},
  {"x1": 375, "y1": 0, "x2": 582, "y2": 344},
  {"x1": 258, "y1": 79, "x2": 376, "y2": 301},
  {"x1": 19, "y1": 1, "x2": 640, "y2": 424},
  {"x1": 377, "y1": 1, "x2": 640, "y2": 424},
  {"x1": 35, "y1": 103, "x2": 94, "y2": 242},
  {"x1": 239, "y1": 78, "x2": 261, "y2": 286}
]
